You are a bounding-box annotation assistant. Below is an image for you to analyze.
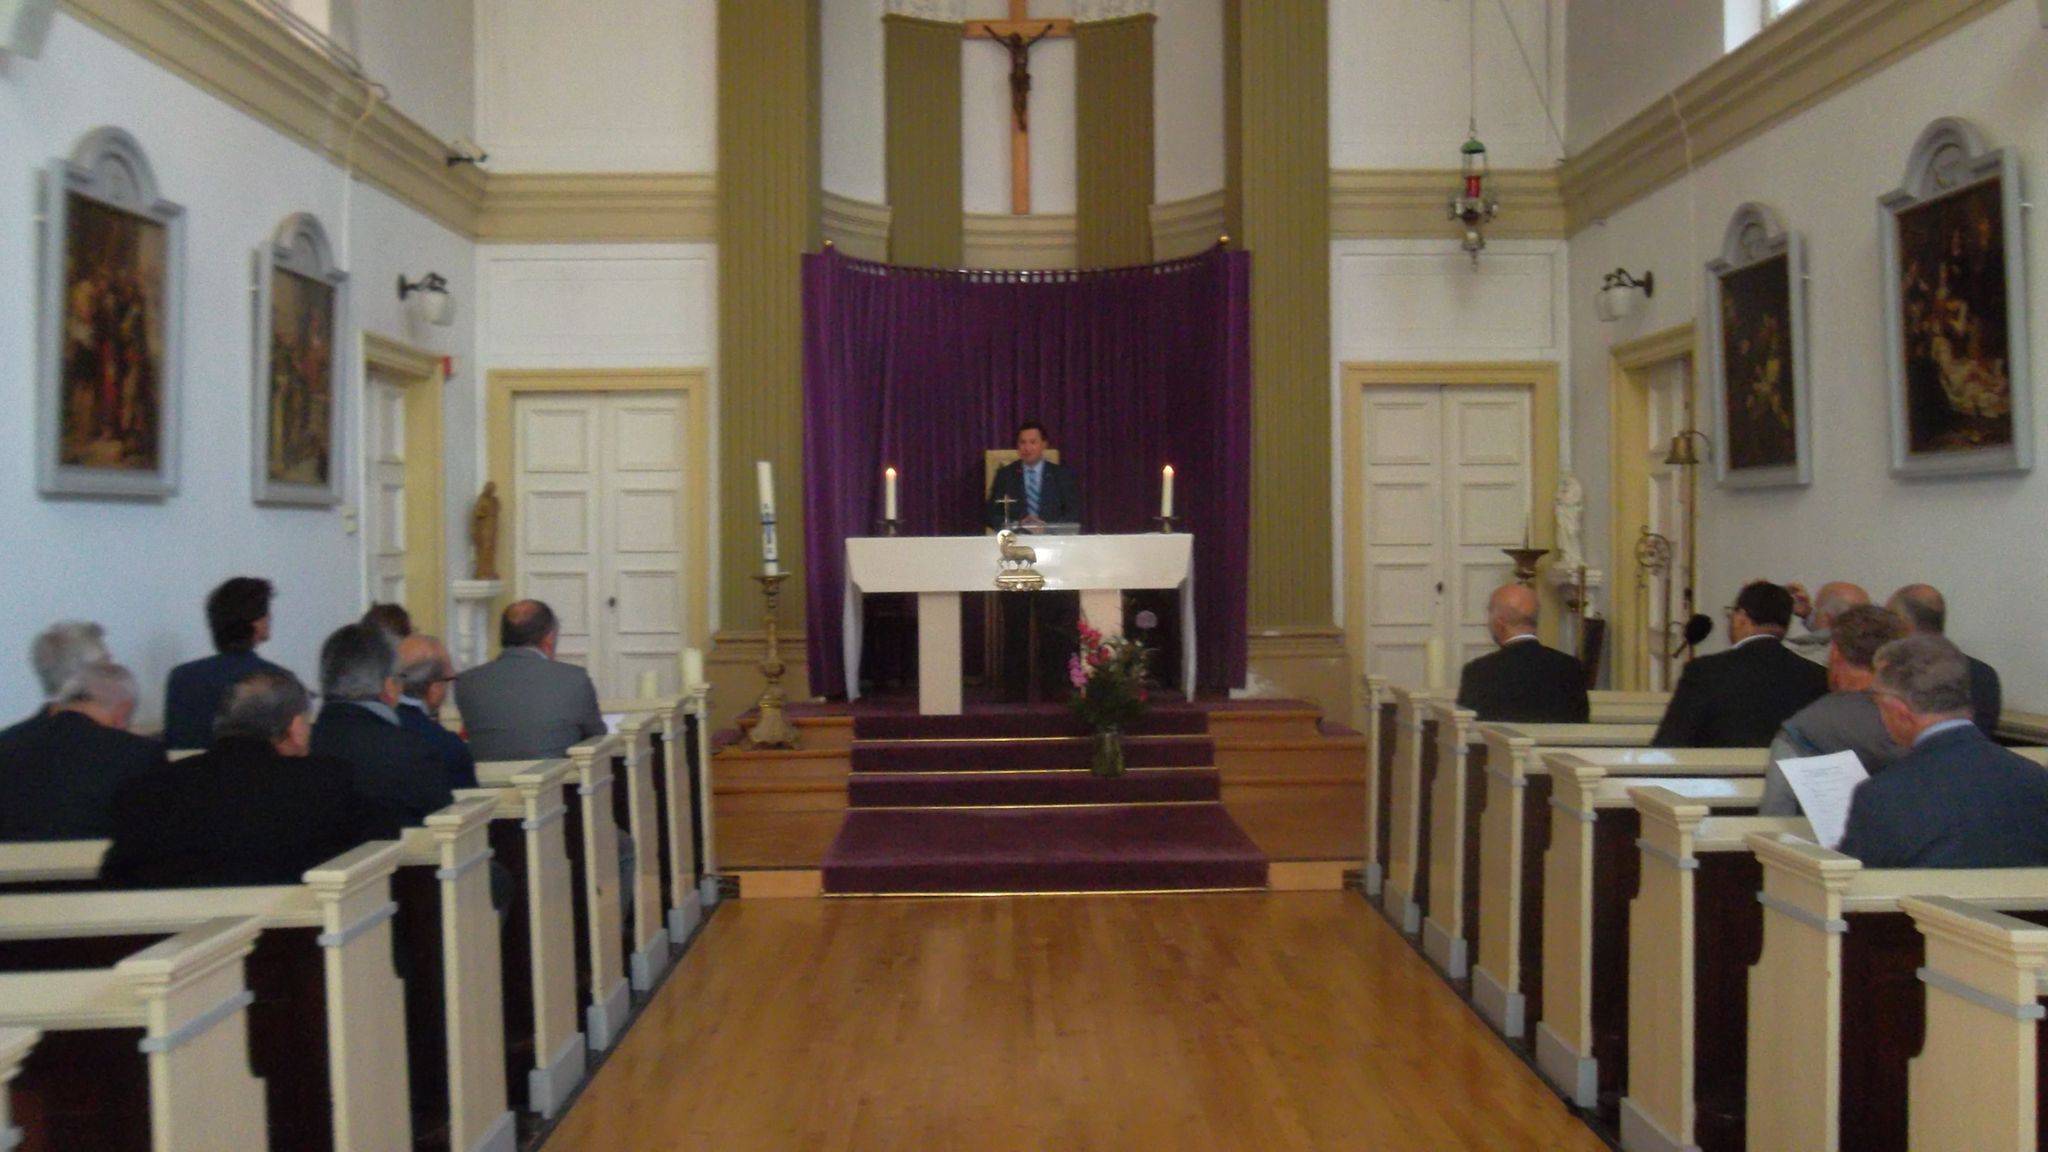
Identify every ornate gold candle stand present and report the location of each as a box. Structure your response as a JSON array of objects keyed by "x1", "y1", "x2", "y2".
[{"x1": 744, "y1": 573, "x2": 799, "y2": 749}]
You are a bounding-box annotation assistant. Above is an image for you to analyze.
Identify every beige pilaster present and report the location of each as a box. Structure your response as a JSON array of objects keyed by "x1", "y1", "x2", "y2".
[
  {"x1": 1075, "y1": 15, "x2": 1154, "y2": 267},
  {"x1": 885, "y1": 15, "x2": 964, "y2": 267}
]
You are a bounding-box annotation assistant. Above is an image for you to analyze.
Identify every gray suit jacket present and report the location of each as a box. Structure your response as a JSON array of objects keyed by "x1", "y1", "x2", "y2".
[{"x1": 456, "y1": 648, "x2": 607, "y2": 761}]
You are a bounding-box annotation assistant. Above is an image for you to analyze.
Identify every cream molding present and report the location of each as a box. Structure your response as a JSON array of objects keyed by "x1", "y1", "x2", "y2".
[
  {"x1": 821, "y1": 193, "x2": 892, "y2": 262},
  {"x1": 963, "y1": 212, "x2": 1078, "y2": 270},
  {"x1": 1075, "y1": 0, "x2": 1156, "y2": 21},
  {"x1": 1560, "y1": 0, "x2": 2007, "y2": 233},
  {"x1": 478, "y1": 173, "x2": 717, "y2": 244},
  {"x1": 883, "y1": 0, "x2": 964, "y2": 20},
  {"x1": 1330, "y1": 169, "x2": 1565, "y2": 241},
  {"x1": 1151, "y1": 190, "x2": 1227, "y2": 260}
]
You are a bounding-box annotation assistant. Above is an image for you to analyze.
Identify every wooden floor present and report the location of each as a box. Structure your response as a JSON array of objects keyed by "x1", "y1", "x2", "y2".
[{"x1": 542, "y1": 892, "x2": 1604, "y2": 1151}]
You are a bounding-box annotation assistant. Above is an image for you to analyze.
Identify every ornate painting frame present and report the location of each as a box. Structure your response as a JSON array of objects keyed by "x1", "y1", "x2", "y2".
[
  {"x1": 1879, "y1": 117, "x2": 2032, "y2": 478},
  {"x1": 36, "y1": 128, "x2": 185, "y2": 500},
  {"x1": 1705, "y1": 202, "x2": 1811, "y2": 488},
  {"x1": 252, "y1": 213, "x2": 349, "y2": 506}
]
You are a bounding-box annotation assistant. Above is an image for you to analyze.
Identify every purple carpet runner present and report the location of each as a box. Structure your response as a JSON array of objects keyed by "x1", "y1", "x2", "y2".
[{"x1": 822, "y1": 707, "x2": 1269, "y2": 895}]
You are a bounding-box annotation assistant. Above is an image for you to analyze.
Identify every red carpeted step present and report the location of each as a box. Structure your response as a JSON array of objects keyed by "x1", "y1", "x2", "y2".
[
  {"x1": 847, "y1": 767, "x2": 1221, "y2": 808},
  {"x1": 850, "y1": 733, "x2": 1214, "y2": 773},
  {"x1": 821, "y1": 804, "x2": 1268, "y2": 894},
  {"x1": 852, "y1": 708, "x2": 1207, "y2": 742}
]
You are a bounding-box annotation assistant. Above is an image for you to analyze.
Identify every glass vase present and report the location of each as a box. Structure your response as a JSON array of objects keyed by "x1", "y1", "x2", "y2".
[{"x1": 1091, "y1": 726, "x2": 1126, "y2": 779}]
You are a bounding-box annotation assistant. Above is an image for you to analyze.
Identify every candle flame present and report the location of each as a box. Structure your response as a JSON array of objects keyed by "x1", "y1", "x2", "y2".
[
  {"x1": 1163, "y1": 465, "x2": 1174, "y2": 476},
  {"x1": 885, "y1": 466, "x2": 896, "y2": 478}
]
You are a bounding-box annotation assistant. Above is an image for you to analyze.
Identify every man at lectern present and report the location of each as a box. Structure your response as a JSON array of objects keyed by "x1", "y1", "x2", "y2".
[{"x1": 985, "y1": 422, "x2": 1081, "y2": 531}]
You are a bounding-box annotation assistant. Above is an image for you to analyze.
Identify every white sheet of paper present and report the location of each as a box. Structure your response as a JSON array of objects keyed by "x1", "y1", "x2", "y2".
[{"x1": 1775, "y1": 750, "x2": 1870, "y2": 849}]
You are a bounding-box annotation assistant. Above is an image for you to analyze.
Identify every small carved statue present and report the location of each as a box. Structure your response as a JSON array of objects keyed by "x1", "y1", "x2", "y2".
[
  {"x1": 1554, "y1": 473, "x2": 1585, "y2": 574},
  {"x1": 470, "y1": 481, "x2": 501, "y2": 580}
]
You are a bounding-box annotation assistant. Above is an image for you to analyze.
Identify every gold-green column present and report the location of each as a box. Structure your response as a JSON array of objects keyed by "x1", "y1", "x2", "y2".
[
  {"x1": 718, "y1": 0, "x2": 821, "y2": 632},
  {"x1": 885, "y1": 15, "x2": 963, "y2": 267},
  {"x1": 1076, "y1": 15, "x2": 1154, "y2": 267},
  {"x1": 1226, "y1": 0, "x2": 1331, "y2": 630}
]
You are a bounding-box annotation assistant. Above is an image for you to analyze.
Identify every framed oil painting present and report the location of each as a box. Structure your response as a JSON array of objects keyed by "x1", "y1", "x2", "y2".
[
  {"x1": 1705, "y1": 203, "x2": 1811, "y2": 488},
  {"x1": 252, "y1": 213, "x2": 348, "y2": 506},
  {"x1": 1880, "y1": 118, "x2": 2032, "y2": 477},
  {"x1": 37, "y1": 128, "x2": 184, "y2": 499}
]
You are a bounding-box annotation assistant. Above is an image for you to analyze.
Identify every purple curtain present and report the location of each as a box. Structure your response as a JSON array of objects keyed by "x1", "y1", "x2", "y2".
[{"x1": 801, "y1": 244, "x2": 1252, "y2": 698}]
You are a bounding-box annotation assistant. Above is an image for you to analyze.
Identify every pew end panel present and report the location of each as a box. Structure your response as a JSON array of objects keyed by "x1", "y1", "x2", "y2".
[
  {"x1": 612, "y1": 717, "x2": 672, "y2": 994},
  {"x1": 654, "y1": 698, "x2": 705, "y2": 943},
  {"x1": 1902, "y1": 895, "x2": 2048, "y2": 1152},
  {"x1": 566, "y1": 735, "x2": 630, "y2": 1052},
  {"x1": 303, "y1": 841, "x2": 412, "y2": 1152},
  {"x1": 1423, "y1": 703, "x2": 1480, "y2": 979},
  {"x1": 1362, "y1": 675, "x2": 1390, "y2": 897},
  {"x1": 1382, "y1": 687, "x2": 1450, "y2": 933},
  {"x1": 508, "y1": 763, "x2": 585, "y2": 1118}
]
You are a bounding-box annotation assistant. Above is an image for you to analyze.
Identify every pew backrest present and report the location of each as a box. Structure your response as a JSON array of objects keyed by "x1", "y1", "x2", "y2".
[
  {"x1": 1589, "y1": 690, "x2": 1672, "y2": 726},
  {"x1": 0, "y1": 840, "x2": 108, "y2": 888}
]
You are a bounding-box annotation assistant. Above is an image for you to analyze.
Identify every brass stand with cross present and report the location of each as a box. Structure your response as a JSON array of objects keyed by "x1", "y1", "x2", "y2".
[{"x1": 965, "y1": 0, "x2": 1073, "y2": 215}]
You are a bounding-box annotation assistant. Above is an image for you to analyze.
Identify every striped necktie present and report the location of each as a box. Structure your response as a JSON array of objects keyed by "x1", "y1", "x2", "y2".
[{"x1": 1024, "y1": 464, "x2": 1041, "y2": 518}]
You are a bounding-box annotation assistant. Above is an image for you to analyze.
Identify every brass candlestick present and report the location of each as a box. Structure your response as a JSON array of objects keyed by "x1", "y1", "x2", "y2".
[
  {"x1": 744, "y1": 572, "x2": 799, "y2": 749},
  {"x1": 1502, "y1": 545, "x2": 1549, "y2": 586},
  {"x1": 1152, "y1": 515, "x2": 1181, "y2": 534}
]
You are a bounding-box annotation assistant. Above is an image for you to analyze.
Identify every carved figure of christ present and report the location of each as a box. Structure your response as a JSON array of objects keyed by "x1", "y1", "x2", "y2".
[{"x1": 964, "y1": 0, "x2": 1074, "y2": 215}]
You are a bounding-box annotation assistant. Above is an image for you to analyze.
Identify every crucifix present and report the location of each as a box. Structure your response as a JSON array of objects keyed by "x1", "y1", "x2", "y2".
[{"x1": 965, "y1": 0, "x2": 1073, "y2": 215}]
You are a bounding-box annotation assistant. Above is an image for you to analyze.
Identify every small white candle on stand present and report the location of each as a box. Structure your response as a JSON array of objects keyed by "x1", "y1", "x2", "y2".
[
  {"x1": 1161, "y1": 465, "x2": 1175, "y2": 519},
  {"x1": 756, "y1": 460, "x2": 779, "y2": 576},
  {"x1": 638, "y1": 669, "x2": 659, "y2": 699},
  {"x1": 681, "y1": 647, "x2": 705, "y2": 690},
  {"x1": 884, "y1": 466, "x2": 898, "y2": 521},
  {"x1": 1425, "y1": 637, "x2": 1445, "y2": 689}
]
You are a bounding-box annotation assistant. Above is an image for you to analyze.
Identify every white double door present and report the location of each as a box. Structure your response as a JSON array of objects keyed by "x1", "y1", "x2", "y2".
[
  {"x1": 1360, "y1": 385, "x2": 1533, "y2": 691},
  {"x1": 513, "y1": 391, "x2": 689, "y2": 699}
]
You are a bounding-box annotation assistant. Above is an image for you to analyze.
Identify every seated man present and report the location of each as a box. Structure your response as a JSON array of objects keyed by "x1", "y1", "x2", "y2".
[
  {"x1": 1783, "y1": 580, "x2": 1870, "y2": 667},
  {"x1": 1760, "y1": 605, "x2": 1908, "y2": 816},
  {"x1": 396, "y1": 633, "x2": 477, "y2": 789},
  {"x1": 310, "y1": 623, "x2": 453, "y2": 827},
  {"x1": 1652, "y1": 580, "x2": 1828, "y2": 748},
  {"x1": 101, "y1": 670, "x2": 393, "y2": 888},
  {"x1": 457, "y1": 600, "x2": 607, "y2": 761},
  {"x1": 1887, "y1": 583, "x2": 2001, "y2": 735},
  {"x1": 983, "y1": 421, "x2": 1080, "y2": 531},
  {"x1": 0, "y1": 662, "x2": 165, "y2": 841},
  {"x1": 15, "y1": 620, "x2": 109, "y2": 724},
  {"x1": 1455, "y1": 583, "x2": 1589, "y2": 723},
  {"x1": 163, "y1": 577, "x2": 290, "y2": 750},
  {"x1": 982, "y1": 422, "x2": 1083, "y2": 699},
  {"x1": 1838, "y1": 634, "x2": 2048, "y2": 868}
]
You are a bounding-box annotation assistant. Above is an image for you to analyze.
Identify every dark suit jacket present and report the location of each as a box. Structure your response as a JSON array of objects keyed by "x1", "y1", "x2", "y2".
[
  {"x1": 1456, "y1": 638, "x2": 1591, "y2": 724},
  {"x1": 0, "y1": 711, "x2": 167, "y2": 841},
  {"x1": 1651, "y1": 635, "x2": 1829, "y2": 748},
  {"x1": 162, "y1": 650, "x2": 290, "y2": 750},
  {"x1": 1838, "y1": 724, "x2": 2048, "y2": 869},
  {"x1": 983, "y1": 459, "x2": 1081, "y2": 529},
  {"x1": 399, "y1": 700, "x2": 478, "y2": 789},
  {"x1": 310, "y1": 702, "x2": 454, "y2": 827},
  {"x1": 455, "y1": 649, "x2": 608, "y2": 762},
  {"x1": 1968, "y1": 655, "x2": 2002, "y2": 735},
  {"x1": 99, "y1": 738, "x2": 393, "y2": 888}
]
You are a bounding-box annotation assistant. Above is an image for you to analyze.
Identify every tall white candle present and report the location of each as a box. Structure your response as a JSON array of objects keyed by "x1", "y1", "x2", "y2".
[
  {"x1": 1161, "y1": 465, "x2": 1175, "y2": 519},
  {"x1": 756, "y1": 460, "x2": 779, "y2": 574},
  {"x1": 884, "y1": 467, "x2": 898, "y2": 521},
  {"x1": 638, "y1": 669, "x2": 659, "y2": 699},
  {"x1": 682, "y1": 647, "x2": 705, "y2": 690}
]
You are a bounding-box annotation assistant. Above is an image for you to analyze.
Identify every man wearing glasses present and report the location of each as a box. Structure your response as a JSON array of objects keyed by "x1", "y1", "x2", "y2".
[
  {"x1": 1651, "y1": 580, "x2": 1828, "y2": 748},
  {"x1": 396, "y1": 633, "x2": 477, "y2": 789}
]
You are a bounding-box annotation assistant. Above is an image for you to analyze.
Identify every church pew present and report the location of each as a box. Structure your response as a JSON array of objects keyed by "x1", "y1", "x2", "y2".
[
  {"x1": 1381, "y1": 685, "x2": 1452, "y2": 933},
  {"x1": 1534, "y1": 755, "x2": 1766, "y2": 1115},
  {"x1": 0, "y1": 841, "x2": 108, "y2": 893},
  {"x1": 534, "y1": 737, "x2": 628, "y2": 1051},
  {"x1": 1745, "y1": 834, "x2": 2048, "y2": 1152},
  {"x1": 611, "y1": 716, "x2": 672, "y2": 993},
  {"x1": 1619, "y1": 788, "x2": 1810, "y2": 1152},
  {"x1": 1588, "y1": 690, "x2": 1672, "y2": 726},
  {"x1": 455, "y1": 760, "x2": 584, "y2": 1120},
  {"x1": 0, "y1": 1028, "x2": 33, "y2": 1152},
  {"x1": 0, "y1": 842, "x2": 410, "y2": 1152},
  {"x1": 0, "y1": 918, "x2": 269, "y2": 1151},
  {"x1": 604, "y1": 694, "x2": 710, "y2": 938},
  {"x1": 1423, "y1": 714, "x2": 1655, "y2": 984},
  {"x1": 1900, "y1": 895, "x2": 2048, "y2": 1152},
  {"x1": 1361, "y1": 674, "x2": 1391, "y2": 898}
]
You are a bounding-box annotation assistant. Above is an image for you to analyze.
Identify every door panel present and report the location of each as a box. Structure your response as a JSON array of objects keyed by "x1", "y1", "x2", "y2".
[
  {"x1": 515, "y1": 399, "x2": 604, "y2": 671},
  {"x1": 365, "y1": 374, "x2": 409, "y2": 605},
  {"x1": 604, "y1": 397, "x2": 687, "y2": 698}
]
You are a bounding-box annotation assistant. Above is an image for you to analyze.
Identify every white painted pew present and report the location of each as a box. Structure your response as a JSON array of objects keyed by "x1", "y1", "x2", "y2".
[
  {"x1": 612, "y1": 715, "x2": 672, "y2": 992},
  {"x1": 1746, "y1": 834, "x2": 2048, "y2": 1152},
  {"x1": 0, "y1": 918, "x2": 269, "y2": 1150},
  {"x1": 533, "y1": 735, "x2": 628, "y2": 1051},
  {"x1": 1381, "y1": 685, "x2": 1452, "y2": 933},
  {"x1": 0, "y1": 842, "x2": 410, "y2": 1151},
  {"x1": 0, "y1": 840, "x2": 108, "y2": 889},
  {"x1": 0, "y1": 1027, "x2": 33, "y2": 1152},
  {"x1": 1469, "y1": 726, "x2": 1688, "y2": 1041},
  {"x1": 1901, "y1": 895, "x2": 2048, "y2": 1152},
  {"x1": 1425, "y1": 715, "x2": 1654, "y2": 983},
  {"x1": 1535, "y1": 754, "x2": 1766, "y2": 1112},
  {"x1": 605, "y1": 692, "x2": 712, "y2": 935},
  {"x1": 1362, "y1": 675, "x2": 1393, "y2": 898}
]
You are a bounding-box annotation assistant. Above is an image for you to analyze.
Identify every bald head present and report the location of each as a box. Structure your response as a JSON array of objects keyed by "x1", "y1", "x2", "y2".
[
  {"x1": 1810, "y1": 582, "x2": 1870, "y2": 630},
  {"x1": 500, "y1": 599, "x2": 559, "y2": 654},
  {"x1": 1887, "y1": 584, "x2": 1947, "y2": 635},
  {"x1": 1487, "y1": 584, "x2": 1541, "y2": 646},
  {"x1": 397, "y1": 633, "x2": 454, "y2": 708}
]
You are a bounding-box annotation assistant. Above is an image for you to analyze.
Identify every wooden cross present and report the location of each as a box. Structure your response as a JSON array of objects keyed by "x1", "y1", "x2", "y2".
[{"x1": 965, "y1": 0, "x2": 1073, "y2": 215}]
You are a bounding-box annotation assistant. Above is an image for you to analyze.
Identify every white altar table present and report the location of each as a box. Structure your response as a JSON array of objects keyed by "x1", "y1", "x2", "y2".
[{"x1": 844, "y1": 534, "x2": 1196, "y2": 714}]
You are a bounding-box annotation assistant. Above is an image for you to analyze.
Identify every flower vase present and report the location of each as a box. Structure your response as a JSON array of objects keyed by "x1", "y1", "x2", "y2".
[{"x1": 1091, "y1": 726, "x2": 1126, "y2": 779}]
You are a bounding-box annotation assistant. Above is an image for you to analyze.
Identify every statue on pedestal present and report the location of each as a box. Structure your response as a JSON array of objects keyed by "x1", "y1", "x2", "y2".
[
  {"x1": 1554, "y1": 473, "x2": 1585, "y2": 574},
  {"x1": 470, "y1": 481, "x2": 501, "y2": 580}
]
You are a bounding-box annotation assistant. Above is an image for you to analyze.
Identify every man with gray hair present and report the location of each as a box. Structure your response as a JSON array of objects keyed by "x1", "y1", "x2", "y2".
[
  {"x1": 309, "y1": 623, "x2": 453, "y2": 827},
  {"x1": 1, "y1": 661, "x2": 165, "y2": 840},
  {"x1": 101, "y1": 669, "x2": 392, "y2": 888},
  {"x1": 395, "y1": 633, "x2": 477, "y2": 789},
  {"x1": 1760, "y1": 605, "x2": 1908, "y2": 816},
  {"x1": 1455, "y1": 583, "x2": 1590, "y2": 723},
  {"x1": 1837, "y1": 634, "x2": 2048, "y2": 868},
  {"x1": 1886, "y1": 583, "x2": 2001, "y2": 735},
  {"x1": 26, "y1": 621, "x2": 110, "y2": 709},
  {"x1": 1783, "y1": 581, "x2": 1870, "y2": 667}
]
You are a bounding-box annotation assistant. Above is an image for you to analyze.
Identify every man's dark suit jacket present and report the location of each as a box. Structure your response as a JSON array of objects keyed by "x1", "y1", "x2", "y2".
[
  {"x1": 1838, "y1": 723, "x2": 2048, "y2": 868},
  {"x1": 162, "y1": 650, "x2": 290, "y2": 750},
  {"x1": 1456, "y1": 637, "x2": 1591, "y2": 724},
  {"x1": 1651, "y1": 635, "x2": 1829, "y2": 748},
  {"x1": 311, "y1": 702, "x2": 454, "y2": 827},
  {"x1": 99, "y1": 738, "x2": 393, "y2": 888},
  {"x1": 0, "y1": 711, "x2": 166, "y2": 841},
  {"x1": 983, "y1": 459, "x2": 1081, "y2": 529},
  {"x1": 399, "y1": 700, "x2": 478, "y2": 789},
  {"x1": 1968, "y1": 654, "x2": 2003, "y2": 735}
]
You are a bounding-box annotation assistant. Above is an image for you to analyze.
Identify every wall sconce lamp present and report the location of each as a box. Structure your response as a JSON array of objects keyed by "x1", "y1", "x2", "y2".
[
  {"x1": 1597, "y1": 268, "x2": 1655, "y2": 322},
  {"x1": 398, "y1": 272, "x2": 455, "y2": 327}
]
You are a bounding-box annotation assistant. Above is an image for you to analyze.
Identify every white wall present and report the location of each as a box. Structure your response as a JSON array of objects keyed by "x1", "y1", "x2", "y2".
[
  {"x1": 1564, "y1": 0, "x2": 1721, "y2": 153},
  {"x1": 1567, "y1": 0, "x2": 2048, "y2": 698},
  {"x1": 1153, "y1": 0, "x2": 1222, "y2": 203},
  {"x1": 354, "y1": 0, "x2": 477, "y2": 146},
  {"x1": 0, "y1": 15, "x2": 478, "y2": 721},
  {"x1": 474, "y1": 0, "x2": 717, "y2": 172},
  {"x1": 824, "y1": 0, "x2": 888, "y2": 202},
  {"x1": 1331, "y1": 0, "x2": 1565, "y2": 170}
]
